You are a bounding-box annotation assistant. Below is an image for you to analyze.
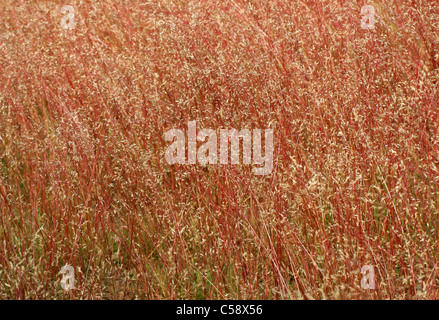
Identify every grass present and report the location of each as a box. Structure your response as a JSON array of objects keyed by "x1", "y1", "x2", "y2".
[{"x1": 0, "y1": 0, "x2": 438, "y2": 299}]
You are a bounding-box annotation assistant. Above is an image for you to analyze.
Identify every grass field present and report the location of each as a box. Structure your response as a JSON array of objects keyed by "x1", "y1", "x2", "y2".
[{"x1": 0, "y1": 0, "x2": 438, "y2": 299}]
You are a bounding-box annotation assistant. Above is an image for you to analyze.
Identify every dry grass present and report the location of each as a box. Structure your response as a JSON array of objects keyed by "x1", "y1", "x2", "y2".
[{"x1": 0, "y1": 0, "x2": 438, "y2": 299}]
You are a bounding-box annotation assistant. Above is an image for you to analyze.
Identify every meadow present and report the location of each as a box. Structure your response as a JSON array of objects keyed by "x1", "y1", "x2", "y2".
[{"x1": 0, "y1": 0, "x2": 438, "y2": 299}]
